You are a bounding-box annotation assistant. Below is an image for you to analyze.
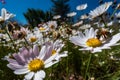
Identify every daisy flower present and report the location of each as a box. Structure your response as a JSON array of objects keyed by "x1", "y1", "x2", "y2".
[
  {"x1": 53, "y1": 15, "x2": 61, "y2": 19},
  {"x1": 44, "y1": 40, "x2": 68, "y2": 61},
  {"x1": 6, "y1": 45, "x2": 59, "y2": 80},
  {"x1": 39, "y1": 24, "x2": 50, "y2": 32},
  {"x1": 115, "y1": 12, "x2": 120, "y2": 18},
  {"x1": 76, "y1": 3, "x2": 87, "y2": 10},
  {"x1": 89, "y1": 2, "x2": 112, "y2": 19},
  {"x1": 79, "y1": 24, "x2": 91, "y2": 30},
  {"x1": 80, "y1": 14, "x2": 89, "y2": 19},
  {"x1": 72, "y1": 21, "x2": 83, "y2": 27},
  {"x1": 67, "y1": 12, "x2": 77, "y2": 17},
  {"x1": 70, "y1": 28, "x2": 120, "y2": 53},
  {"x1": 0, "y1": 8, "x2": 15, "y2": 22},
  {"x1": 47, "y1": 21, "x2": 57, "y2": 29}
]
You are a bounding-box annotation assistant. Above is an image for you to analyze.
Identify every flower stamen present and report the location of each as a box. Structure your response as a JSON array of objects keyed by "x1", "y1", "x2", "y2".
[
  {"x1": 86, "y1": 38, "x2": 102, "y2": 47},
  {"x1": 28, "y1": 59, "x2": 44, "y2": 72}
]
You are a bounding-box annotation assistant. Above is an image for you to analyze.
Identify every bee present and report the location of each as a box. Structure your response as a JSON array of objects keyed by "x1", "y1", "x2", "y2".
[{"x1": 96, "y1": 28, "x2": 112, "y2": 40}]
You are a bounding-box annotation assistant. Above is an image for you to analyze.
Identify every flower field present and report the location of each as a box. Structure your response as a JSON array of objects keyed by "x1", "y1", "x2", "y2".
[{"x1": 1, "y1": 0, "x2": 120, "y2": 80}]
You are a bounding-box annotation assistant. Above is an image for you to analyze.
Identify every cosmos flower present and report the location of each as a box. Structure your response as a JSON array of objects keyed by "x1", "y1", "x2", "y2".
[
  {"x1": 7, "y1": 45, "x2": 59, "y2": 80},
  {"x1": 89, "y1": 2, "x2": 112, "y2": 19},
  {"x1": 67, "y1": 12, "x2": 77, "y2": 17},
  {"x1": 70, "y1": 28, "x2": 120, "y2": 53},
  {"x1": 76, "y1": 3, "x2": 87, "y2": 10},
  {"x1": 0, "y1": 8, "x2": 15, "y2": 22}
]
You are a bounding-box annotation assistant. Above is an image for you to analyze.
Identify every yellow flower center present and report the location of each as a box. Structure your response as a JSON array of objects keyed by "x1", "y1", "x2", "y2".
[
  {"x1": 86, "y1": 38, "x2": 102, "y2": 47},
  {"x1": 28, "y1": 59, "x2": 44, "y2": 72},
  {"x1": 52, "y1": 50, "x2": 56, "y2": 55},
  {"x1": 39, "y1": 27, "x2": 46, "y2": 31},
  {"x1": 29, "y1": 36, "x2": 37, "y2": 42}
]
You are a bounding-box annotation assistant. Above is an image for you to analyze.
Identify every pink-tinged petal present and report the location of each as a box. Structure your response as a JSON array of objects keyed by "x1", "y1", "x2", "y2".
[
  {"x1": 43, "y1": 46, "x2": 53, "y2": 61},
  {"x1": 34, "y1": 70, "x2": 45, "y2": 80},
  {"x1": 21, "y1": 50, "x2": 30, "y2": 62},
  {"x1": 25, "y1": 72, "x2": 34, "y2": 80},
  {"x1": 7, "y1": 58, "x2": 17, "y2": 63},
  {"x1": 13, "y1": 53, "x2": 26, "y2": 65},
  {"x1": 33, "y1": 45, "x2": 39, "y2": 57},
  {"x1": 7, "y1": 63, "x2": 23, "y2": 70},
  {"x1": 14, "y1": 67, "x2": 29, "y2": 75},
  {"x1": 29, "y1": 48, "x2": 35, "y2": 59}
]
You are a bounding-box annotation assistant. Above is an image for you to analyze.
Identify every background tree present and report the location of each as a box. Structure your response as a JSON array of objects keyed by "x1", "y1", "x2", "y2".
[
  {"x1": 23, "y1": 8, "x2": 53, "y2": 28},
  {"x1": 51, "y1": 0, "x2": 70, "y2": 21}
]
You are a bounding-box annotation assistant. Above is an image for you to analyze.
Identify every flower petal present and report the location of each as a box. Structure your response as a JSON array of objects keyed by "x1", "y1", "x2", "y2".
[
  {"x1": 14, "y1": 67, "x2": 29, "y2": 75},
  {"x1": 25, "y1": 72, "x2": 34, "y2": 80},
  {"x1": 34, "y1": 70, "x2": 45, "y2": 80}
]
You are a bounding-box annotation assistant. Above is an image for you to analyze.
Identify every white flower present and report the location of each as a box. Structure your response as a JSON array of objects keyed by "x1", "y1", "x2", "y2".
[
  {"x1": 80, "y1": 14, "x2": 89, "y2": 19},
  {"x1": 67, "y1": 12, "x2": 77, "y2": 17},
  {"x1": 70, "y1": 28, "x2": 120, "y2": 53},
  {"x1": 0, "y1": 8, "x2": 15, "y2": 22},
  {"x1": 89, "y1": 2, "x2": 112, "y2": 19},
  {"x1": 39, "y1": 24, "x2": 49, "y2": 32},
  {"x1": 72, "y1": 21, "x2": 83, "y2": 27},
  {"x1": 47, "y1": 21, "x2": 57, "y2": 29},
  {"x1": 53, "y1": 15, "x2": 61, "y2": 19},
  {"x1": 115, "y1": 12, "x2": 120, "y2": 18},
  {"x1": 79, "y1": 24, "x2": 91, "y2": 29},
  {"x1": 45, "y1": 40, "x2": 68, "y2": 61},
  {"x1": 76, "y1": 3, "x2": 87, "y2": 10},
  {"x1": 7, "y1": 45, "x2": 59, "y2": 80}
]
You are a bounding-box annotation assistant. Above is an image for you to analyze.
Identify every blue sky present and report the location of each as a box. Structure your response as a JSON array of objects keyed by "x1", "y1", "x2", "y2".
[{"x1": 0, "y1": 0, "x2": 117, "y2": 24}]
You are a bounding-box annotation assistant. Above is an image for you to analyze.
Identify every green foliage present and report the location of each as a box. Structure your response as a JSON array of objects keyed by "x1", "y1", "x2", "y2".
[
  {"x1": 51, "y1": 0, "x2": 70, "y2": 21},
  {"x1": 23, "y1": 8, "x2": 53, "y2": 28}
]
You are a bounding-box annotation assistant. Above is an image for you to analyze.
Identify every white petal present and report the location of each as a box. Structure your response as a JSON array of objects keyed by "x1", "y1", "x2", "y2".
[
  {"x1": 38, "y1": 46, "x2": 46, "y2": 59},
  {"x1": 44, "y1": 53, "x2": 58, "y2": 65},
  {"x1": 1, "y1": 8, "x2": 6, "y2": 19},
  {"x1": 25, "y1": 72, "x2": 34, "y2": 80},
  {"x1": 104, "y1": 33, "x2": 120, "y2": 47},
  {"x1": 45, "y1": 60, "x2": 59, "y2": 68},
  {"x1": 14, "y1": 67, "x2": 30, "y2": 75},
  {"x1": 34, "y1": 70, "x2": 45, "y2": 80}
]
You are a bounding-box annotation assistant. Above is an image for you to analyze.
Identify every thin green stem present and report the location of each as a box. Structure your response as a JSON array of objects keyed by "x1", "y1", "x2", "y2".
[
  {"x1": 85, "y1": 53, "x2": 92, "y2": 80},
  {"x1": 100, "y1": 15, "x2": 107, "y2": 28},
  {"x1": 110, "y1": 8, "x2": 118, "y2": 20}
]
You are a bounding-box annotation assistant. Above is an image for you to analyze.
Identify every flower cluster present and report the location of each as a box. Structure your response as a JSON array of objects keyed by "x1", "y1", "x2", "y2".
[{"x1": 1, "y1": 1, "x2": 120, "y2": 80}]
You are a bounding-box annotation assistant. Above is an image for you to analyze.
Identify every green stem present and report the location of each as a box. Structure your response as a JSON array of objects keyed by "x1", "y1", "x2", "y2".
[
  {"x1": 85, "y1": 53, "x2": 92, "y2": 80},
  {"x1": 24, "y1": 37, "x2": 30, "y2": 46},
  {"x1": 100, "y1": 15, "x2": 107, "y2": 28},
  {"x1": 110, "y1": 8, "x2": 118, "y2": 20}
]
